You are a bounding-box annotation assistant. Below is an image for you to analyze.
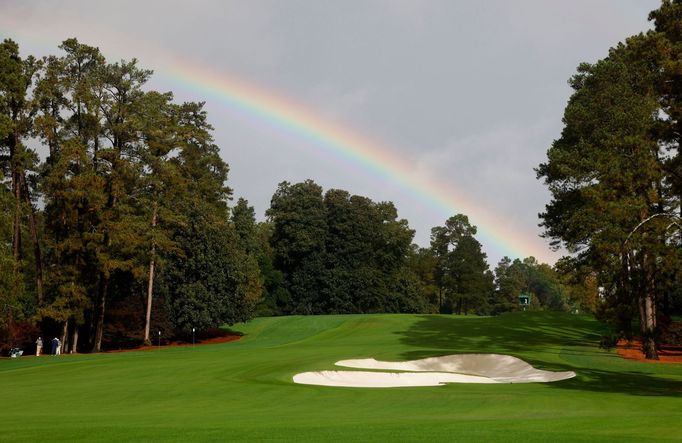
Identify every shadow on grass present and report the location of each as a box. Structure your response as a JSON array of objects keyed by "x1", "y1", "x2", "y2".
[
  {"x1": 397, "y1": 312, "x2": 602, "y2": 357},
  {"x1": 396, "y1": 312, "x2": 682, "y2": 397},
  {"x1": 550, "y1": 367, "x2": 682, "y2": 397},
  {"x1": 219, "y1": 327, "x2": 245, "y2": 337}
]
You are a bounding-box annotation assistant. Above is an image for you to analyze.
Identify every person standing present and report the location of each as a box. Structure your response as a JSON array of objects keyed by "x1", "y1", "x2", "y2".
[
  {"x1": 51, "y1": 337, "x2": 58, "y2": 355},
  {"x1": 36, "y1": 337, "x2": 43, "y2": 356},
  {"x1": 55, "y1": 338, "x2": 61, "y2": 355}
]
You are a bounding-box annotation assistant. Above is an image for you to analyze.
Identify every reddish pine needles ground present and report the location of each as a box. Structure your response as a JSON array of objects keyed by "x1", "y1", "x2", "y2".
[
  {"x1": 4, "y1": 334, "x2": 241, "y2": 358},
  {"x1": 617, "y1": 339, "x2": 682, "y2": 363}
]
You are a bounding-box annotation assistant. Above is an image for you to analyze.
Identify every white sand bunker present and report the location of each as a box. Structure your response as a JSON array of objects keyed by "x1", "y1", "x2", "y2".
[{"x1": 293, "y1": 354, "x2": 576, "y2": 388}]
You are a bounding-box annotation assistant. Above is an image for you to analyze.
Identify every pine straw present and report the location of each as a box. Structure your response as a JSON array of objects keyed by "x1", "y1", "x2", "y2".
[{"x1": 617, "y1": 339, "x2": 682, "y2": 363}]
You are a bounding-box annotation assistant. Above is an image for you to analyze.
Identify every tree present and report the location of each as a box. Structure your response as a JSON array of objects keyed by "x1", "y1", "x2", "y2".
[
  {"x1": 39, "y1": 136, "x2": 105, "y2": 352},
  {"x1": 322, "y1": 191, "x2": 416, "y2": 313},
  {"x1": 0, "y1": 39, "x2": 44, "y2": 307},
  {"x1": 133, "y1": 92, "x2": 217, "y2": 344},
  {"x1": 537, "y1": 28, "x2": 681, "y2": 358},
  {"x1": 89, "y1": 57, "x2": 155, "y2": 352},
  {"x1": 267, "y1": 180, "x2": 327, "y2": 314},
  {"x1": 555, "y1": 256, "x2": 600, "y2": 314},
  {"x1": 265, "y1": 181, "x2": 420, "y2": 315},
  {"x1": 0, "y1": 169, "x2": 23, "y2": 346},
  {"x1": 252, "y1": 221, "x2": 287, "y2": 316},
  {"x1": 232, "y1": 197, "x2": 259, "y2": 256},
  {"x1": 405, "y1": 245, "x2": 440, "y2": 313},
  {"x1": 323, "y1": 190, "x2": 381, "y2": 312},
  {"x1": 647, "y1": 1, "x2": 682, "y2": 325},
  {"x1": 159, "y1": 212, "x2": 256, "y2": 333},
  {"x1": 525, "y1": 259, "x2": 568, "y2": 311},
  {"x1": 430, "y1": 215, "x2": 493, "y2": 315},
  {"x1": 25, "y1": 38, "x2": 258, "y2": 351},
  {"x1": 156, "y1": 101, "x2": 258, "y2": 334},
  {"x1": 649, "y1": 1, "x2": 682, "y2": 218},
  {"x1": 35, "y1": 40, "x2": 108, "y2": 352},
  {"x1": 492, "y1": 256, "x2": 571, "y2": 314},
  {"x1": 491, "y1": 257, "x2": 523, "y2": 314},
  {"x1": 447, "y1": 235, "x2": 494, "y2": 315}
]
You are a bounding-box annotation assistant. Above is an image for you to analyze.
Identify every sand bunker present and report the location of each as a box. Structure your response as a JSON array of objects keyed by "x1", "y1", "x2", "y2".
[
  {"x1": 293, "y1": 354, "x2": 576, "y2": 387},
  {"x1": 293, "y1": 370, "x2": 499, "y2": 387},
  {"x1": 337, "y1": 354, "x2": 576, "y2": 383}
]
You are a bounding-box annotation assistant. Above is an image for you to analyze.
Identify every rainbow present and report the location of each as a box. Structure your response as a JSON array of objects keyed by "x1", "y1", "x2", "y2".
[
  {"x1": 164, "y1": 65, "x2": 542, "y2": 260},
  {"x1": 0, "y1": 16, "x2": 552, "y2": 262},
  {"x1": 162, "y1": 62, "x2": 546, "y2": 258}
]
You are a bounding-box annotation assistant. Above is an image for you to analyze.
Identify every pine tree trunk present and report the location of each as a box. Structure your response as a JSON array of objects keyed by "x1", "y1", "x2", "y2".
[
  {"x1": 640, "y1": 293, "x2": 658, "y2": 360},
  {"x1": 87, "y1": 307, "x2": 95, "y2": 350},
  {"x1": 637, "y1": 296, "x2": 647, "y2": 338},
  {"x1": 640, "y1": 255, "x2": 658, "y2": 360},
  {"x1": 92, "y1": 276, "x2": 109, "y2": 353},
  {"x1": 144, "y1": 203, "x2": 158, "y2": 343},
  {"x1": 6, "y1": 306, "x2": 14, "y2": 346},
  {"x1": 61, "y1": 319, "x2": 69, "y2": 354},
  {"x1": 9, "y1": 130, "x2": 23, "y2": 314},
  {"x1": 11, "y1": 143, "x2": 21, "y2": 263},
  {"x1": 72, "y1": 327, "x2": 79, "y2": 354},
  {"x1": 20, "y1": 171, "x2": 44, "y2": 305}
]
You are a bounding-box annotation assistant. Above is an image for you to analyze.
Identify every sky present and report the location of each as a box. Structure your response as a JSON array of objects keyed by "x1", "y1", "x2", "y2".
[{"x1": 0, "y1": 0, "x2": 661, "y2": 266}]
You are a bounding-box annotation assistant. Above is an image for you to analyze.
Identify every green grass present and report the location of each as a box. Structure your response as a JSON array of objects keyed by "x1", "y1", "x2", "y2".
[{"x1": 2, "y1": 312, "x2": 681, "y2": 442}]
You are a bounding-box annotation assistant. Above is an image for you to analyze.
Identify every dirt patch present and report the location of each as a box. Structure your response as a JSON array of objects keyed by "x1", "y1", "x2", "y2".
[{"x1": 616, "y1": 339, "x2": 682, "y2": 363}]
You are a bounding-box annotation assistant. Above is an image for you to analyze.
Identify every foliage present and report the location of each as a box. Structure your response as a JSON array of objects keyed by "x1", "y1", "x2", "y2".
[
  {"x1": 0, "y1": 38, "x2": 42, "y2": 330},
  {"x1": 159, "y1": 212, "x2": 257, "y2": 332},
  {"x1": 429, "y1": 214, "x2": 493, "y2": 314},
  {"x1": 0, "y1": 38, "x2": 256, "y2": 350},
  {"x1": 537, "y1": 2, "x2": 682, "y2": 358},
  {"x1": 266, "y1": 181, "x2": 423, "y2": 314},
  {"x1": 267, "y1": 180, "x2": 327, "y2": 314},
  {"x1": 404, "y1": 245, "x2": 440, "y2": 313}
]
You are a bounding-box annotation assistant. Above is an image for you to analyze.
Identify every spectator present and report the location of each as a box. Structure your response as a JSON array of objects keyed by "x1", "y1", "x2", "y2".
[{"x1": 36, "y1": 337, "x2": 43, "y2": 356}]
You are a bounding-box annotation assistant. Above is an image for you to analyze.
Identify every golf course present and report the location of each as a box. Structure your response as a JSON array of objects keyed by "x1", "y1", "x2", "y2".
[{"x1": 2, "y1": 312, "x2": 681, "y2": 442}]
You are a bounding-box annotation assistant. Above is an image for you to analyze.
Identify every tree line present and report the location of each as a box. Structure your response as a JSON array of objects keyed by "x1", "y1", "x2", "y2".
[
  {"x1": 1, "y1": 38, "x2": 587, "y2": 354},
  {"x1": 538, "y1": 0, "x2": 682, "y2": 359},
  {"x1": 0, "y1": 39, "x2": 260, "y2": 353},
  {"x1": 241, "y1": 179, "x2": 591, "y2": 317}
]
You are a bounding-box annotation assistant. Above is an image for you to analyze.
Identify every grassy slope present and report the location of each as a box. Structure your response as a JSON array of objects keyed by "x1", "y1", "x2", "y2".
[{"x1": 1, "y1": 312, "x2": 681, "y2": 442}]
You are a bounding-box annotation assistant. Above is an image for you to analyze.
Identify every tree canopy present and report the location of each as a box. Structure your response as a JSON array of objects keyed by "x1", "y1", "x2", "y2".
[{"x1": 265, "y1": 180, "x2": 424, "y2": 314}]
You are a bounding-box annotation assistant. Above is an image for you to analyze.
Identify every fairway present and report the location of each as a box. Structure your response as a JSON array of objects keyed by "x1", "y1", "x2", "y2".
[{"x1": 2, "y1": 312, "x2": 681, "y2": 442}]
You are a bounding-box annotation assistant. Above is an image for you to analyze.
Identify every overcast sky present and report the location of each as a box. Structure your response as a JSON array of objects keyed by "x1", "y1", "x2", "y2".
[{"x1": 0, "y1": 0, "x2": 661, "y2": 266}]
